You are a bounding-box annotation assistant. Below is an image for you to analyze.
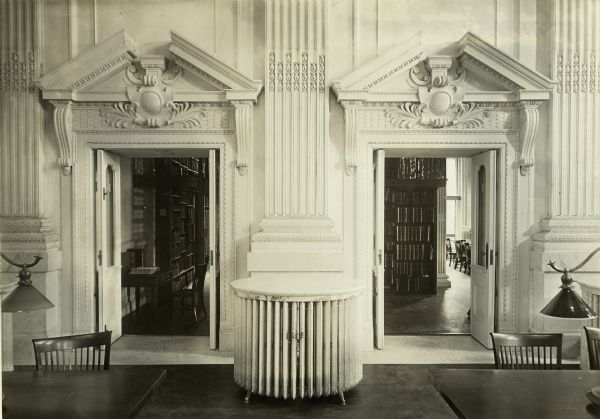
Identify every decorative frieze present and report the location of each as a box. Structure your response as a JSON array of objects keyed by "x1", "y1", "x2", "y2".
[
  {"x1": 556, "y1": 51, "x2": 598, "y2": 94},
  {"x1": 0, "y1": 50, "x2": 37, "y2": 92},
  {"x1": 100, "y1": 101, "x2": 206, "y2": 129},
  {"x1": 267, "y1": 51, "x2": 326, "y2": 92}
]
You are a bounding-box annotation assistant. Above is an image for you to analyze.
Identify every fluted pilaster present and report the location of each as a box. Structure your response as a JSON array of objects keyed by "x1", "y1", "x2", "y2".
[
  {"x1": 0, "y1": 0, "x2": 44, "y2": 218},
  {"x1": 265, "y1": 0, "x2": 328, "y2": 218},
  {"x1": 549, "y1": 0, "x2": 600, "y2": 220}
]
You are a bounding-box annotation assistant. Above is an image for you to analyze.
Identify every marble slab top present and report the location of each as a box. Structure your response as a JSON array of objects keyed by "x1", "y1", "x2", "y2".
[{"x1": 231, "y1": 277, "x2": 364, "y2": 300}]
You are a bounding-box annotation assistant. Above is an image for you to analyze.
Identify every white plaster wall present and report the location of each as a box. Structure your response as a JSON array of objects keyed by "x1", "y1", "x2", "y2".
[{"x1": 31, "y1": 0, "x2": 576, "y2": 354}]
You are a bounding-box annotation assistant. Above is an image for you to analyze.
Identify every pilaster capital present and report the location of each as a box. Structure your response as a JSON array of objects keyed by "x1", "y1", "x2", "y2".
[
  {"x1": 517, "y1": 99, "x2": 542, "y2": 176},
  {"x1": 50, "y1": 100, "x2": 75, "y2": 175}
]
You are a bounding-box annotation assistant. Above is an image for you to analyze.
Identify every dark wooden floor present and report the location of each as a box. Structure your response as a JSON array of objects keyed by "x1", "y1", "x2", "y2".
[
  {"x1": 134, "y1": 364, "x2": 493, "y2": 418},
  {"x1": 385, "y1": 268, "x2": 471, "y2": 335},
  {"x1": 122, "y1": 300, "x2": 209, "y2": 336}
]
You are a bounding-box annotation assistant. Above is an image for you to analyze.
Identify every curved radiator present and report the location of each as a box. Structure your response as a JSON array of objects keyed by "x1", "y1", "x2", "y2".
[{"x1": 232, "y1": 279, "x2": 363, "y2": 400}]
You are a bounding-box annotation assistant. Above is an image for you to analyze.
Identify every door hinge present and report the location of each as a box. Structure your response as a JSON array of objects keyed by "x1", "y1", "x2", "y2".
[
  {"x1": 378, "y1": 249, "x2": 383, "y2": 265},
  {"x1": 209, "y1": 250, "x2": 214, "y2": 266},
  {"x1": 97, "y1": 250, "x2": 102, "y2": 266}
]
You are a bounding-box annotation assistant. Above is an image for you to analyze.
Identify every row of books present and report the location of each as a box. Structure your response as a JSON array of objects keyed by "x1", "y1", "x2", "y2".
[
  {"x1": 384, "y1": 261, "x2": 432, "y2": 276},
  {"x1": 385, "y1": 190, "x2": 435, "y2": 206},
  {"x1": 384, "y1": 243, "x2": 433, "y2": 261},
  {"x1": 385, "y1": 225, "x2": 432, "y2": 242},
  {"x1": 386, "y1": 206, "x2": 435, "y2": 223}
]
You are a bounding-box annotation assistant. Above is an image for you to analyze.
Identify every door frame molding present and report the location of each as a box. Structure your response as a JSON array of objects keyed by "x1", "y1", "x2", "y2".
[
  {"x1": 352, "y1": 132, "x2": 515, "y2": 348},
  {"x1": 72, "y1": 131, "x2": 241, "y2": 350}
]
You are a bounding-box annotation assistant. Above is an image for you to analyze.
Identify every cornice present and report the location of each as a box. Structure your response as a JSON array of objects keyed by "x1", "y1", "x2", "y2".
[
  {"x1": 169, "y1": 30, "x2": 263, "y2": 101},
  {"x1": 36, "y1": 31, "x2": 137, "y2": 99}
]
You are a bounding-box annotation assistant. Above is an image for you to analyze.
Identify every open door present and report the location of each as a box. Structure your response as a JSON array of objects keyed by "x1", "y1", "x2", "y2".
[
  {"x1": 208, "y1": 150, "x2": 220, "y2": 350},
  {"x1": 374, "y1": 150, "x2": 385, "y2": 349},
  {"x1": 470, "y1": 150, "x2": 496, "y2": 348},
  {"x1": 96, "y1": 150, "x2": 122, "y2": 342}
]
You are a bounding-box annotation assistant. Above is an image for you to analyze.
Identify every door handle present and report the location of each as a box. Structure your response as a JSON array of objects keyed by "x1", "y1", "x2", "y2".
[
  {"x1": 489, "y1": 249, "x2": 494, "y2": 266},
  {"x1": 485, "y1": 243, "x2": 489, "y2": 269},
  {"x1": 378, "y1": 250, "x2": 383, "y2": 265}
]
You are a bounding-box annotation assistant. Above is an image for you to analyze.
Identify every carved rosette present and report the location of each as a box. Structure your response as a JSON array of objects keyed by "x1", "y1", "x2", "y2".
[
  {"x1": 51, "y1": 100, "x2": 75, "y2": 175},
  {"x1": 518, "y1": 100, "x2": 541, "y2": 176},
  {"x1": 231, "y1": 100, "x2": 253, "y2": 175},
  {"x1": 341, "y1": 100, "x2": 364, "y2": 175}
]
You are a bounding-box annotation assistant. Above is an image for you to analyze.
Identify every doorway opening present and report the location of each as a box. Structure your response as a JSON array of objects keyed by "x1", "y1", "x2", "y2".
[
  {"x1": 94, "y1": 148, "x2": 221, "y2": 350},
  {"x1": 374, "y1": 148, "x2": 498, "y2": 348}
]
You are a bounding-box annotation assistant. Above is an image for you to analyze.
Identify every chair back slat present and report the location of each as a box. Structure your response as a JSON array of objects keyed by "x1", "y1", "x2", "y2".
[
  {"x1": 32, "y1": 331, "x2": 112, "y2": 372},
  {"x1": 490, "y1": 333, "x2": 562, "y2": 370},
  {"x1": 585, "y1": 327, "x2": 600, "y2": 370}
]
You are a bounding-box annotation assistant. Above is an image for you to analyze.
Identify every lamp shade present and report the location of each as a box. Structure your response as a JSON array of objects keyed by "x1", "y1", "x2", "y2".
[
  {"x1": 540, "y1": 287, "x2": 597, "y2": 319},
  {"x1": 2, "y1": 283, "x2": 54, "y2": 313}
]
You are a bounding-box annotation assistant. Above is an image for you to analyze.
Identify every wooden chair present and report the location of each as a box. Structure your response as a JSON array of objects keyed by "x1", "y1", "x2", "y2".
[
  {"x1": 32, "y1": 331, "x2": 112, "y2": 371},
  {"x1": 463, "y1": 242, "x2": 471, "y2": 275},
  {"x1": 584, "y1": 326, "x2": 600, "y2": 369},
  {"x1": 454, "y1": 240, "x2": 465, "y2": 271},
  {"x1": 446, "y1": 239, "x2": 456, "y2": 266},
  {"x1": 490, "y1": 332, "x2": 562, "y2": 370},
  {"x1": 175, "y1": 264, "x2": 208, "y2": 323}
]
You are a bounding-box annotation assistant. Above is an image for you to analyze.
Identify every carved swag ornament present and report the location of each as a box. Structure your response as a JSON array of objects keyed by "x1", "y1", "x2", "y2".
[
  {"x1": 385, "y1": 56, "x2": 487, "y2": 129},
  {"x1": 101, "y1": 56, "x2": 205, "y2": 128}
]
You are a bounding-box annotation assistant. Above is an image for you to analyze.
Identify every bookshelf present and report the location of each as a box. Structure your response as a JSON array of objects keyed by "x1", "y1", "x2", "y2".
[
  {"x1": 133, "y1": 157, "x2": 207, "y2": 292},
  {"x1": 384, "y1": 158, "x2": 446, "y2": 295}
]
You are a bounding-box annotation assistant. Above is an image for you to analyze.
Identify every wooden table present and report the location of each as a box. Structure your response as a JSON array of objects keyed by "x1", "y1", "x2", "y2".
[
  {"x1": 3, "y1": 368, "x2": 166, "y2": 418},
  {"x1": 429, "y1": 368, "x2": 600, "y2": 419},
  {"x1": 122, "y1": 270, "x2": 171, "y2": 319}
]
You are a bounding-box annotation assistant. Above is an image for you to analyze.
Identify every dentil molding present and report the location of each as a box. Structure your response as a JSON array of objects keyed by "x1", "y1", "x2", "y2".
[
  {"x1": 38, "y1": 30, "x2": 263, "y2": 175},
  {"x1": 333, "y1": 32, "x2": 552, "y2": 175}
]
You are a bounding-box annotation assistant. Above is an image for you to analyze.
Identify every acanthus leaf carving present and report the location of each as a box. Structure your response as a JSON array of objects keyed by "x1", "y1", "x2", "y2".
[
  {"x1": 100, "y1": 101, "x2": 206, "y2": 129},
  {"x1": 384, "y1": 103, "x2": 424, "y2": 129},
  {"x1": 452, "y1": 103, "x2": 488, "y2": 128}
]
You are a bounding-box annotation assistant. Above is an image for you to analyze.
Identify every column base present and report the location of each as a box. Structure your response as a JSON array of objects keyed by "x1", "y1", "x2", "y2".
[{"x1": 437, "y1": 274, "x2": 451, "y2": 288}]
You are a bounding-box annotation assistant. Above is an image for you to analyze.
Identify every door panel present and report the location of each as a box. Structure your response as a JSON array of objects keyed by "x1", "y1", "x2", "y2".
[
  {"x1": 470, "y1": 150, "x2": 496, "y2": 348},
  {"x1": 208, "y1": 150, "x2": 220, "y2": 350},
  {"x1": 374, "y1": 150, "x2": 385, "y2": 349},
  {"x1": 96, "y1": 150, "x2": 122, "y2": 342}
]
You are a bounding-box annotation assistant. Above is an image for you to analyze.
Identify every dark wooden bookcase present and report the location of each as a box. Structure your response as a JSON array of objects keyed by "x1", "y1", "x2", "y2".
[
  {"x1": 133, "y1": 157, "x2": 207, "y2": 292},
  {"x1": 384, "y1": 158, "x2": 446, "y2": 295}
]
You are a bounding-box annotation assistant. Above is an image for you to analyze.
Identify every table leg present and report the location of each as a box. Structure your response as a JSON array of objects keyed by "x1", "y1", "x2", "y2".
[
  {"x1": 152, "y1": 286, "x2": 158, "y2": 320},
  {"x1": 135, "y1": 287, "x2": 141, "y2": 320}
]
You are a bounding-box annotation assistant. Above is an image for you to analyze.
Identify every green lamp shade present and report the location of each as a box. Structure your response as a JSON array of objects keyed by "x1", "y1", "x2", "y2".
[
  {"x1": 2, "y1": 284, "x2": 54, "y2": 313},
  {"x1": 540, "y1": 287, "x2": 597, "y2": 319}
]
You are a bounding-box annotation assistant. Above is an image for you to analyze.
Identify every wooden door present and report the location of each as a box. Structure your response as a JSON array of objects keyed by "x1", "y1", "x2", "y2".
[
  {"x1": 96, "y1": 150, "x2": 122, "y2": 342},
  {"x1": 470, "y1": 150, "x2": 497, "y2": 348},
  {"x1": 208, "y1": 150, "x2": 220, "y2": 350},
  {"x1": 374, "y1": 150, "x2": 385, "y2": 349}
]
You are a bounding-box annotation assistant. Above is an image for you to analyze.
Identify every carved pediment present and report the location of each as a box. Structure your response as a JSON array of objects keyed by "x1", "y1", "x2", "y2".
[
  {"x1": 332, "y1": 31, "x2": 553, "y2": 176},
  {"x1": 37, "y1": 31, "x2": 138, "y2": 100},
  {"x1": 38, "y1": 30, "x2": 264, "y2": 176}
]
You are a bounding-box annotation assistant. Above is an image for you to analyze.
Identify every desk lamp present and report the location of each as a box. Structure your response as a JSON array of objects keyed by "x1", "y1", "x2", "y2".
[
  {"x1": 0, "y1": 253, "x2": 54, "y2": 313},
  {"x1": 540, "y1": 247, "x2": 600, "y2": 319}
]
